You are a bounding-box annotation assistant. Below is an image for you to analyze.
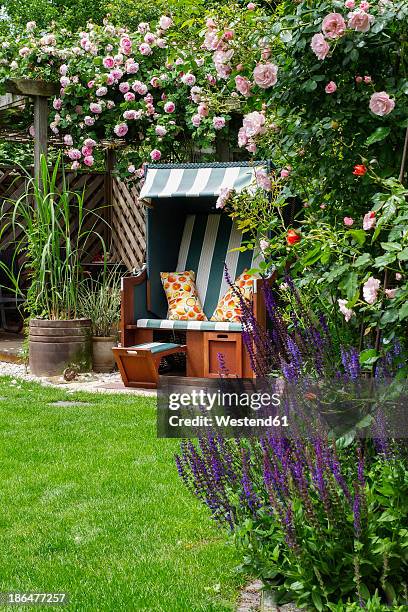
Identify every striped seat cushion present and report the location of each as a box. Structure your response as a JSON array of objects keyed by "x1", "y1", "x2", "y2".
[
  {"x1": 137, "y1": 319, "x2": 243, "y2": 332},
  {"x1": 129, "y1": 341, "x2": 183, "y2": 354},
  {"x1": 176, "y1": 214, "x2": 260, "y2": 319}
]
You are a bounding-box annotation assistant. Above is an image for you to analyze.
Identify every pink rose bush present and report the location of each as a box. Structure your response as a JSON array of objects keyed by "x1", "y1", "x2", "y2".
[
  {"x1": 363, "y1": 276, "x2": 381, "y2": 304},
  {"x1": 369, "y1": 91, "x2": 395, "y2": 116},
  {"x1": 322, "y1": 13, "x2": 346, "y2": 39},
  {"x1": 348, "y1": 9, "x2": 375, "y2": 32},
  {"x1": 253, "y1": 63, "x2": 278, "y2": 88},
  {"x1": 311, "y1": 34, "x2": 330, "y2": 60}
]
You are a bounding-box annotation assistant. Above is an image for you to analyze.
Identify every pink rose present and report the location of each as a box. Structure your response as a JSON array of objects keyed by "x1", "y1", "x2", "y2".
[
  {"x1": 235, "y1": 75, "x2": 252, "y2": 97},
  {"x1": 120, "y1": 36, "x2": 132, "y2": 55},
  {"x1": 310, "y1": 33, "x2": 330, "y2": 60},
  {"x1": 396, "y1": 273, "x2": 403, "y2": 281},
  {"x1": 253, "y1": 63, "x2": 278, "y2": 88},
  {"x1": 111, "y1": 69, "x2": 123, "y2": 80},
  {"x1": 322, "y1": 13, "x2": 346, "y2": 39},
  {"x1": 128, "y1": 165, "x2": 136, "y2": 173},
  {"x1": 181, "y1": 73, "x2": 196, "y2": 87},
  {"x1": 242, "y1": 111, "x2": 266, "y2": 138},
  {"x1": 338, "y1": 299, "x2": 354, "y2": 322},
  {"x1": 96, "y1": 86, "x2": 107, "y2": 97},
  {"x1": 59, "y1": 64, "x2": 68, "y2": 76},
  {"x1": 247, "y1": 2, "x2": 256, "y2": 9},
  {"x1": 216, "y1": 188, "x2": 232, "y2": 209},
  {"x1": 19, "y1": 47, "x2": 30, "y2": 57},
  {"x1": 150, "y1": 149, "x2": 162, "y2": 161},
  {"x1": 114, "y1": 123, "x2": 128, "y2": 137},
  {"x1": 259, "y1": 239, "x2": 269, "y2": 253},
  {"x1": 255, "y1": 169, "x2": 272, "y2": 190},
  {"x1": 124, "y1": 92, "x2": 135, "y2": 101},
  {"x1": 103, "y1": 56, "x2": 115, "y2": 69},
  {"x1": 119, "y1": 82, "x2": 130, "y2": 93},
  {"x1": 198, "y1": 103, "x2": 209, "y2": 117},
  {"x1": 364, "y1": 75, "x2": 372, "y2": 83},
  {"x1": 84, "y1": 138, "x2": 96, "y2": 147},
  {"x1": 355, "y1": 75, "x2": 363, "y2": 83},
  {"x1": 83, "y1": 155, "x2": 94, "y2": 167},
  {"x1": 144, "y1": 33, "x2": 156, "y2": 45},
  {"x1": 123, "y1": 110, "x2": 137, "y2": 120},
  {"x1": 360, "y1": 1, "x2": 370, "y2": 10},
  {"x1": 238, "y1": 127, "x2": 248, "y2": 147},
  {"x1": 325, "y1": 81, "x2": 337, "y2": 94},
  {"x1": 164, "y1": 101, "x2": 175, "y2": 113},
  {"x1": 213, "y1": 116, "x2": 226, "y2": 130},
  {"x1": 63, "y1": 134, "x2": 73, "y2": 146},
  {"x1": 385, "y1": 288, "x2": 397, "y2": 299},
  {"x1": 139, "y1": 43, "x2": 152, "y2": 56},
  {"x1": 363, "y1": 277, "x2": 380, "y2": 304},
  {"x1": 106, "y1": 101, "x2": 115, "y2": 110},
  {"x1": 348, "y1": 10, "x2": 374, "y2": 32},
  {"x1": 84, "y1": 116, "x2": 95, "y2": 126},
  {"x1": 344, "y1": 217, "x2": 354, "y2": 226},
  {"x1": 126, "y1": 61, "x2": 139, "y2": 74},
  {"x1": 280, "y1": 168, "x2": 290, "y2": 178},
  {"x1": 90, "y1": 103, "x2": 102, "y2": 114},
  {"x1": 106, "y1": 74, "x2": 115, "y2": 85},
  {"x1": 246, "y1": 142, "x2": 257, "y2": 153},
  {"x1": 156, "y1": 38, "x2": 166, "y2": 49},
  {"x1": 159, "y1": 15, "x2": 173, "y2": 30},
  {"x1": 345, "y1": 0, "x2": 355, "y2": 7},
  {"x1": 53, "y1": 98, "x2": 62, "y2": 110},
  {"x1": 192, "y1": 114, "x2": 201, "y2": 127},
  {"x1": 363, "y1": 211, "x2": 376, "y2": 230},
  {"x1": 369, "y1": 91, "x2": 395, "y2": 116},
  {"x1": 71, "y1": 161, "x2": 80, "y2": 170},
  {"x1": 155, "y1": 125, "x2": 167, "y2": 136},
  {"x1": 138, "y1": 22, "x2": 149, "y2": 33},
  {"x1": 81, "y1": 145, "x2": 93, "y2": 157},
  {"x1": 67, "y1": 148, "x2": 81, "y2": 160}
]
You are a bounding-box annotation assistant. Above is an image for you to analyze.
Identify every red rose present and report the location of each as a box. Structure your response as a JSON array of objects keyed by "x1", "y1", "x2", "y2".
[
  {"x1": 353, "y1": 164, "x2": 367, "y2": 176},
  {"x1": 287, "y1": 229, "x2": 301, "y2": 246}
]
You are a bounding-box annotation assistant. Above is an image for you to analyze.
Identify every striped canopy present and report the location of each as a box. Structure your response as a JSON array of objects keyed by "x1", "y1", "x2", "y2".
[{"x1": 139, "y1": 162, "x2": 267, "y2": 200}]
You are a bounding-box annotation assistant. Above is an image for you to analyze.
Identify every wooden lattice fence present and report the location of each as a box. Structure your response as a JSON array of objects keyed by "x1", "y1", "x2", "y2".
[{"x1": 0, "y1": 165, "x2": 146, "y2": 270}]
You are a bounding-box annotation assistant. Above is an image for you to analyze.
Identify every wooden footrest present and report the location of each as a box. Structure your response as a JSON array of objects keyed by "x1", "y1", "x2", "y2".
[{"x1": 113, "y1": 342, "x2": 186, "y2": 389}]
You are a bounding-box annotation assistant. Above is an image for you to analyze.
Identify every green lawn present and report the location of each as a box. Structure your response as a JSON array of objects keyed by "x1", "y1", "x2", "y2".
[{"x1": 0, "y1": 378, "x2": 242, "y2": 612}]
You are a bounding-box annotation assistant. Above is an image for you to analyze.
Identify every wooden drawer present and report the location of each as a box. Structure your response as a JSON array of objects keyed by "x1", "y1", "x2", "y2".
[{"x1": 203, "y1": 332, "x2": 243, "y2": 378}]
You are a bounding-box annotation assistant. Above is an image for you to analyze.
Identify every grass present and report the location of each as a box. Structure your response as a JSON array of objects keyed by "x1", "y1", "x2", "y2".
[{"x1": 0, "y1": 377, "x2": 243, "y2": 612}]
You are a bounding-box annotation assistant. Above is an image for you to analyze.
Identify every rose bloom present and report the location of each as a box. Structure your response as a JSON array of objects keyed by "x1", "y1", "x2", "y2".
[
  {"x1": 106, "y1": 100, "x2": 116, "y2": 110},
  {"x1": 150, "y1": 149, "x2": 162, "y2": 161},
  {"x1": 344, "y1": 216, "x2": 354, "y2": 226},
  {"x1": 87, "y1": 80, "x2": 95, "y2": 89},
  {"x1": 164, "y1": 101, "x2": 175, "y2": 113},
  {"x1": 216, "y1": 188, "x2": 232, "y2": 209},
  {"x1": 287, "y1": 229, "x2": 301, "y2": 246},
  {"x1": 198, "y1": 103, "x2": 209, "y2": 117},
  {"x1": 325, "y1": 81, "x2": 337, "y2": 94},
  {"x1": 155, "y1": 125, "x2": 167, "y2": 136},
  {"x1": 345, "y1": 0, "x2": 355, "y2": 7},
  {"x1": 138, "y1": 22, "x2": 149, "y2": 33},
  {"x1": 111, "y1": 69, "x2": 123, "y2": 80},
  {"x1": 322, "y1": 13, "x2": 346, "y2": 39},
  {"x1": 124, "y1": 92, "x2": 135, "y2": 102},
  {"x1": 144, "y1": 33, "x2": 156, "y2": 45},
  {"x1": 238, "y1": 127, "x2": 248, "y2": 147},
  {"x1": 128, "y1": 165, "x2": 136, "y2": 173},
  {"x1": 126, "y1": 61, "x2": 139, "y2": 74},
  {"x1": 310, "y1": 33, "x2": 330, "y2": 60},
  {"x1": 90, "y1": 103, "x2": 102, "y2": 114},
  {"x1": 123, "y1": 110, "x2": 137, "y2": 120},
  {"x1": 19, "y1": 46, "x2": 30, "y2": 57},
  {"x1": 369, "y1": 91, "x2": 395, "y2": 116},
  {"x1": 385, "y1": 288, "x2": 397, "y2": 299},
  {"x1": 67, "y1": 148, "x2": 81, "y2": 160},
  {"x1": 280, "y1": 167, "x2": 291, "y2": 178},
  {"x1": 338, "y1": 299, "x2": 354, "y2": 322},
  {"x1": 81, "y1": 145, "x2": 93, "y2": 157},
  {"x1": 96, "y1": 86, "x2": 107, "y2": 97},
  {"x1": 159, "y1": 15, "x2": 173, "y2": 30},
  {"x1": 84, "y1": 138, "x2": 96, "y2": 147},
  {"x1": 71, "y1": 161, "x2": 80, "y2": 170},
  {"x1": 83, "y1": 155, "x2": 94, "y2": 167},
  {"x1": 396, "y1": 272, "x2": 403, "y2": 281},
  {"x1": 63, "y1": 134, "x2": 73, "y2": 146},
  {"x1": 348, "y1": 10, "x2": 374, "y2": 32},
  {"x1": 106, "y1": 74, "x2": 115, "y2": 86},
  {"x1": 353, "y1": 164, "x2": 367, "y2": 176},
  {"x1": 84, "y1": 116, "x2": 95, "y2": 126},
  {"x1": 26, "y1": 21, "x2": 36, "y2": 31},
  {"x1": 53, "y1": 98, "x2": 62, "y2": 111},
  {"x1": 259, "y1": 239, "x2": 269, "y2": 253},
  {"x1": 253, "y1": 63, "x2": 278, "y2": 88},
  {"x1": 119, "y1": 82, "x2": 130, "y2": 93},
  {"x1": 114, "y1": 53, "x2": 124, "y2": 65},
  {"x1": 364, "y1": 75, "x2": 372, "y2": 83},
  {"x1": 103, "y1": 56, "x2": 115, "y2": 69},
  {"x1": 192, "y1": 114, "x2": 201, "y2": 127},
  {"x1": 120, "y1": 36, "x2": 132, "y2": 55},
  {"x1": 363, "y1": 211, "x2": 376, "y2": 230},
  {"x1": 247, "y1": 142, "x2": 257, "y2": 153},
  {"x1": 213, "y1": 116, "x2": 226, "y2": 130},
  {"x1": 181, "y1": 73, "x2": 196, "y2": 87},
  {"x1": 255, "y1": 169, "x2": 272, "y2": 190},
  {"x1": 247, "y1": 2, "x2": 256, "y2": 9},
  {"x1": 242, "y1": 110, "x2": 266, "y2": 138},
  {"x1": 139, "y1": 43, "x2": 152, "y2": 56},
  {"x1": 363, "y1": 276, "x2": 380, "y2": 304},
  {"x1": 235, "y1": 75, "x2": 252, "y2": 97},
  {"x1": 114, "y1": 123, "x2": 128, "y2": 137}
]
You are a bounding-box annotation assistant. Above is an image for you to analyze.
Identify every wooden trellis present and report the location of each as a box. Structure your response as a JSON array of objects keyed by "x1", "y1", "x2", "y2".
[{"x1": 111, "y1": 177, "x2": 146, "y2": 270}]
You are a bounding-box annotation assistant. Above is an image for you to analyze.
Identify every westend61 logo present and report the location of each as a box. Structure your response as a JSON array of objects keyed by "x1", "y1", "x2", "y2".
[{"x1": 157, "y1": 377, "x2": 408, "y2": 439}]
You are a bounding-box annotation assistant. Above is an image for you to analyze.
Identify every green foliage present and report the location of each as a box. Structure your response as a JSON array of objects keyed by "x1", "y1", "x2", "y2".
[
  {"x1": 78, "y1": 267, "x2": 121, "y2": 337},
  {"x1": 1, "y1": 0, "x2": 105, "y2": 33}
]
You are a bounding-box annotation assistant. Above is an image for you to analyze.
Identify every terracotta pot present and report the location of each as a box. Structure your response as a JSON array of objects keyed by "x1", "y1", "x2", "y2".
[
  {"x1": 29, "y1": 319, "x2": 92, "y2": 377},
  {"x1": 92, "y1": 336, "x2": 116, "y2": 373}
]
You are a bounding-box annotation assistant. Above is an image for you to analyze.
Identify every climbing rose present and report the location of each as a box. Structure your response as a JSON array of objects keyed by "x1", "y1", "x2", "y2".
[
  {"x1": 90, "y1": 103, "x2": 102, "y2": 114},
  {"x1": 84, "y1": 138, "x2": 96, "y2": 147},
  {"x1": 396, "y1": 273, "x2": 403, "y2": 281},
  {"x1": 348, "y1": 10, "x2": 374, "y2": 32},
  {"x1": 159, "y1": 15, "x2": 173, "y2": 30},
  {"x1": 322, "y1": 13, "x2": 346, "y2": 38},
  {"x1": 280, "y1": 168, "x2": 291, "y2": 178},
  {"x1": 164, "y1": 101, "x2": 175, "y2": 113},
  {"x1": 103, "y1": 56, "x2": 115, "y2": 68},
  {"x1": 255, "y1": 169, "x2": 272, "y2": 190},
  {"x1": 247, "y1": 2, "x2": 256, "y2": 9},
  {"x1": 216, "y1": 188, "x2": 232, "y2": 209},
  {"x1": 344, "y1": 217, "x2": 354, "y2": 226},
  {"x1": 71, "y1": 161, "x2": 80, "y2": 170},
  {"x1": 235, "y1": 75, "x2": 251, "y2": 96},
  {"x1": 363, "y1": 277, "x2": 380, "y2": 304},
  {"x1": 53, "y1": 98, "x2": 62, "y2": 110},
  {"x1": 155, "y1": 125, "x2": 167, "y2": 136},
  {"x1": 242, "y1": 111, "x2": 266, "y2": 138},
  {"x1": 338, "y1": 299, "x2": 354, "y2": 322},
  {"x1": 26, "y1": 21, "x2": 36, "y2": 31},
  {"x1": 345, "y1": 0, "x2": 355, "y2": 7},
  {"x1": 385, "y1": 289, "x2": 397, "y2": 299},
  {"x1": 253, "y1": 63, "x2": 278, "y2": 88},
  {"x1": 81, "y1": 145, "x2": 93, "y2": 157},
  {"x1": 198, "y1": 103, "x2": 209, "y2": 117},
  {"x1": 310, "y1": 33, "x2": 330, "y2": 60},
  {"x1": 84, "y1": 116, "x2": 95, "y2": 126},
  {"x1": 96, "y1": 86, "x2": 107, "y2": 97},
  {"x1": 120, "y1": 36, "x2": 132, "y2": 55},
  {"x1": 325, "y1": 81, "x2": 337, "y2": 94},
  {"x1": 287, "y1": 229, "x2": 301, "y2": 246},
  {"x1": 83, "y1": 155, "x2": 94, "y2": 167},
  {"x1": 259, "y1": 239, "x2": 269, "y2": 253},
  {"x1": 124, "y1": 92, "x2": 135, "y2": 101},
  {"x1": 139, "y1": 43, "x2": 152, "y2": 56},
  {"x1": 150, "y1": 149, "x2": 162, "y2": 161},
  {"x1": 181, "y1": 73, "x2": 196, "y2": 86},
  {"x1": 126, "y1": 61, "x2": 139, "y2": 74},
  {"x1": 363, "y1": 211, "x2": 376, "y2": 230},
  {"x1": 67, "y1": 148, "x2": 81, "y2": 160},
  {"x1": 213, "y1": 116, "x2": 226, "y2": 130},
  {"x1": 353, "y1": 164, "x2": 367, "y2": 176},
  {"x1": 192, "y1": 114, "x2": 201, "y2": 127},
  {"x1": 59, "y1": 64, "x2": 68, "y2": 76},
  {"x1": 123, "y1": 110, "x2": 138, "y2": 120},
  {"x1": 63, "y1": 134, "x2": 73, "y2": 146},
  {"x1": 369, "y1": 91, "x2": 395, "y2": 116},
  {"x1": 114, "y1": 123, "x2": 128, "y2": 137},
  {"x1": 119, "y1": 82, "x2": 130, "y2": 93}
]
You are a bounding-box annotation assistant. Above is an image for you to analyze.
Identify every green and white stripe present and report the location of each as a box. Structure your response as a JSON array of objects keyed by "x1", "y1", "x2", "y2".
[
  {"x1": 129, "y1": 341, "x2": 183, "y2": 354},
  {"x1": 136, "y1": 319, "x2": 243, "y2": 332}
]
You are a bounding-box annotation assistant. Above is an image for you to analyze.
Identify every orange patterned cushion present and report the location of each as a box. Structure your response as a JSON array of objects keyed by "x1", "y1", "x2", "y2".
[
  {"x1": 161, "y1": 270, "x2": 207, "y2": 321},
  {"x1": 210, "y1": 270, "x2": 258, "y2": 322}
]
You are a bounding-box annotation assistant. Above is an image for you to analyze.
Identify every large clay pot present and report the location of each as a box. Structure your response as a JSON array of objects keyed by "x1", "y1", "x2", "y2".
[
  {"x1": 92, "y1": 336, "x2": 116, "y2": 373},
  {"x1": 29, "y1": 319, "x2": 92, "y2": 377}
]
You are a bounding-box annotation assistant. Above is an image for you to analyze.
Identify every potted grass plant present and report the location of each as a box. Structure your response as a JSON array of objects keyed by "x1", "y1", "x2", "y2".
[
  {"x1": 78, "y1": 269, "x2": 121, "y2": 373},
  {"x1": 0, "y1": 155, "x2": 107, "y2": 376}
]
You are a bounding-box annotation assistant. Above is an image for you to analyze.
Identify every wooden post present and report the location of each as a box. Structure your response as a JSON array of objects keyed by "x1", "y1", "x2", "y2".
[{"x1": 33, "y1": 95, "x2": 49, "y2": 183}]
